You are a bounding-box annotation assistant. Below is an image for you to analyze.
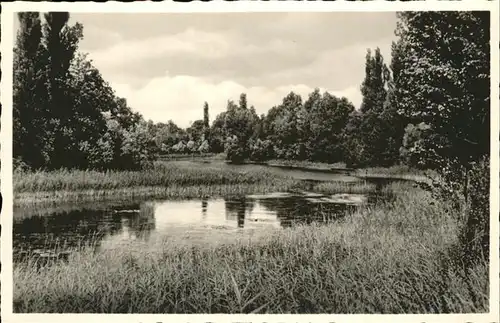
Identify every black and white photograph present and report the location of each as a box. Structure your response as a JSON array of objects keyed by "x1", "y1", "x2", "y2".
[{"x1": 0, "y1": 1, "x2": 499, "y2": 321}]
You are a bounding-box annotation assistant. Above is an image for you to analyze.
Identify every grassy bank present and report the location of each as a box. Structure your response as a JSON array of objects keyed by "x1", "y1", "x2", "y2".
[
  {"x1": 264, "y1": 159, "x2": 347, "y2": 170},
  {"x1": 14, "y1": 161, "x2": 301, "y2": 206},
  {"x1": 248, "y1": 159, "x2": 432, "y2": 181},
  {"x1": 15, "y1": 159, "x2": 413, "y2": 207},
  {"x1": 352, "y1": 165, "x2": 434, "y2": 181},
  {"x1": 13, "y1": 183, "x2": 488, "y2": 313}
]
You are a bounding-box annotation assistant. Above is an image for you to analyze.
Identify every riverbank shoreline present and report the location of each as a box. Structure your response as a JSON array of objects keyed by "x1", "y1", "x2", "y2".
[
  {"x1": 14, "y1": 159, "x2": 431, "y2": 207},
  {"x1": 13, "y1": 184, "x2": 488, "y2": 313}
]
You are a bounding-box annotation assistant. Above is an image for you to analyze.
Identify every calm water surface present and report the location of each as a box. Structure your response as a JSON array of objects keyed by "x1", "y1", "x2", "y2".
[
  {"x1": 13, "y1": 164, "x2": 399, "y2": 263},
  {"x1": 14, "y1": 191, "x2": 376, "y2": 260}
]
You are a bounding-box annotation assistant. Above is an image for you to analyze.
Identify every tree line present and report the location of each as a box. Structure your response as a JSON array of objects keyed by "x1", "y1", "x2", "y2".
[
  {"x1": 14, "y1": 12, "x2": 156, "y2": 171},
  {"x1": 14, "y1": 12, "x2": 489, "y2": 174}
]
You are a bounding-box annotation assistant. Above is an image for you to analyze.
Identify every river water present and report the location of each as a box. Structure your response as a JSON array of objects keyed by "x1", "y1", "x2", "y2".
[{"x1": 13, "y1": 164, "x2": 397, "y2": 263}]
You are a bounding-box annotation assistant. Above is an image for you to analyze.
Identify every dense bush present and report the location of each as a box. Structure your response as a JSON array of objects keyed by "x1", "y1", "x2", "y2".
[
  {"x1": 459, "y1": 157, "x2": 490, "y2": 268},
  {"x1": 225, "y1": 136, "x2": 247, "y2": 163},
  {"x1": 249, "y1": 139, "x2": 274, "y2": 162}
]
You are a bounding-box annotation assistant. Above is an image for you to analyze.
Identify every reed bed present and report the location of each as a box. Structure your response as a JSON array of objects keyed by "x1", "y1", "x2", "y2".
[
  {"x1": 265, "y1": 159, "x2": 347, "y2": 170},
  {"x1": 15, "y1": 161, "x2": 282, "y2": 192},
  {"x1": 311, "y1": 181, "x2": 377, "y2": 195},
  {"x1": 13, "y1": 186, "x2": 488, "y2": 313},
  {"x1": 353, "y1": 165, "x2": 436, "y2": 182},
  {"x1": 14, "y1": 161, "x2": 302, "y2": 206}
]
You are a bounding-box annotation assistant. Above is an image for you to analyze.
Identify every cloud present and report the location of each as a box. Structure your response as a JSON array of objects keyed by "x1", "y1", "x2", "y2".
[
  {"x1": 84, "y1": 27, "x2": 312, "y2": 82},
  {"x1": 85, "y1": 28, "x2": 232, "y2": 68},
  {"x1": 111, "y1": 74, "x2": 359, "y2": 128},
  {"x1": 72, "y1": 12, "x2": 397, "y2": 128}
]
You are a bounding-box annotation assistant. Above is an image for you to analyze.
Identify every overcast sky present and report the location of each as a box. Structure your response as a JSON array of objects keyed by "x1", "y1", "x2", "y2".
[{"x1": 16, "y1": 12, "x2": 398, "y2": 127}]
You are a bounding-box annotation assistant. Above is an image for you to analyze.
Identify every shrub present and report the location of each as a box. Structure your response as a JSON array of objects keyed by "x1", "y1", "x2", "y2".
[
  {"x1": 198, "y1": 140, "x2": 210, "y2": 153},
  {"x1": 458, "y1": 157, "x2": 490, "y2": 268},
  {"x1": 249, "y1": 139, "x2": 274, "y2": 162},
  {"x1": 120, "y1": 121, "x2": 157, "y2": 170},
  {"x1": 225, "y1": 135, "x2": 247, "y2": 163}
]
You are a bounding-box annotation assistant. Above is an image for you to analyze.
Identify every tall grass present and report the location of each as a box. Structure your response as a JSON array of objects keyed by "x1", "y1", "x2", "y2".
[
  {"x1": 353, "y1": 165, "x2": 435, "y2": 182},
  {"x1": 15, "y1": 161, "x2": 283, "y2": 192},
  {"x1": 14, "y1": 160, "x2": 431, "y2": 206},
  {"x1": 14, "y1": 161, "x2": 302, "y2": 205},
  {"x1": 13, "y1": 184, "x2": 488, "y2": 313},
  {"x1": 310, "y1": 181, "x2": 377, "y2": 195},
  {"x1": 265, "y1": 159, "x2": 347, "y2": 170}
]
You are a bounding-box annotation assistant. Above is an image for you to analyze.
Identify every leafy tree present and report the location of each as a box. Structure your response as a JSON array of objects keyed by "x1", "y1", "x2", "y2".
[
  {"x1": 357, "y1": 48, "x2": 394, "y2": 166},
  {"x1": 68, "y1": 53, "x2": 114, "y2": 168},
  {"x1": 210, "y1": 112, "x2": 227, "y2": 153},
  {"x1": 393, "y1": 11, "x2": 490, "y2": 265},
  {"x1": 399, "y1": 122, "x2": 435, "y2": 169},
  {"x1": 186, "y1": 140, "x2": 196, "y2": 153},
  {"x1": 298, "y1": 88, "x2": 321, "y2": 158},
  {"x1": 172, "y1": 140, "x2": 187, "y2": 154},
  {"x1": 43, "y1": 12, "x2": 84, "y2": 169},
  {"x1": 187, "y1": 119, "x2": 205, "y2": 143},
  {"x1": 13, "y1": 12, "x2": 157, "y2": 171},
  {"x1": 395, "y1": 12, "x2": 490, "y2": 170},
  {"x1": 378, "y1": 40, "x2": 408, "y2": 166},
  {"x1": 342, "y1": 111, "x2": 370, "y2": 168},
  {"x1": 120, "y1": 120, "x2": 158, "y2": 170},
  {"x1": 13, "y1": 12, "x2": 48, "y2": 169},
  {"x1": 223, "y1": 98, "x2": 256, "y2": 161},
  {"x1": 225, "y1": 135, "x2": 246, "y2": 163},
  {"x1": 307, "y1": 93, "x2": 354, "y2": 163},
  {"x1": 154, "y1": 120, "x2": 185, "y2": 152},
  {"x1": 111, "y1": 97, "x2": 141, "y2": 131},
  {"x1": 360, "y1": 48, "x2": 388, "y2": 114},
  {"x1": 265, "y1": 92, "x2": 302, "y2": 159},
  {"x1": 198, "y1": 140, "x2": 210, "y2": 154}
]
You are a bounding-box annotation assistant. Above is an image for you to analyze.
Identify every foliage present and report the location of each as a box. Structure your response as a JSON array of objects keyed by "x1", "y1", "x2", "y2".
[
  {"x1": 14, "y1": 12, "x2": 51, "y2": 169},
  {"x1": 393, "y1": 11, "x2": 490, "y2": 267},
  {"x1": 458, "y1": 157, "x2": 490, "y2": 268},
  {"x1": 13, "y1": 12, "x2": 157, "y2": 171},
  {"x1": 400, "y1": 122, "x2": 435, "y2": 169},
  {"x1": 187, "y1": 120, "x2": 205, "y2": 142},
  {"x1": 223, "y1": 98, "x2": 258, "y2": 162},
  {"x1": 342, "y1": 111, "x2": 369, "y2": 168},
  {"x1": 249, "y1": 139, "x2": 274, "y2": 162},
  {"x1": 120, "y1": 121, "x2": 158, "y2": 170},
  {"x1": 394, "y1": 11, "x2": 490, "y2": 170},
  {"x1": 210, "y1": 112, "x2": 227, "y2": 153},
  {"x1": 264, "y1": 92, "x2": 302, "y2": 159},
  {"x1": 349, "y1": 48, "x2": 402, "y2": 167},
  {"x1": 225, "y1": 135, "x2": 247, "y2": 163},
  {"x1": 198, "y1": 140, "x2": 210, "y2": 154},
  {"x1": 203, "y1": 101, "x2": 210, "y2": 141},
  {"x1": 306, "y1": 93, "x2": 354, "y2": 162}
]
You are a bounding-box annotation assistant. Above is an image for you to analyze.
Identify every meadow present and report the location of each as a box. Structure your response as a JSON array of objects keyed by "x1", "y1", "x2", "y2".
[{"x1": 13, "y1": 182, "x2": 488, "y2": 313}]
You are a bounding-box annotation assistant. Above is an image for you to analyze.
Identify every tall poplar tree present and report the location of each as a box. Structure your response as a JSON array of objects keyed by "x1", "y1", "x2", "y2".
[
  {"x1": 43, "y1": 12, "x2": 83, "y2": 169},
  {"x1": 13, "y1": 12, "x2": 48, "y2": 168},
  {"x1": 358, "y1": 48, "x2": 392, "y2": 166},
  {"x1": 203, "y1": 101, "x2": 210, "y2": 141}
]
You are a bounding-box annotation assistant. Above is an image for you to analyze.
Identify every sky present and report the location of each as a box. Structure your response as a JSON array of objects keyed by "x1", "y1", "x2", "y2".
[{"x1": 15, "y1": 12, "x2": 399, "y2": 128}]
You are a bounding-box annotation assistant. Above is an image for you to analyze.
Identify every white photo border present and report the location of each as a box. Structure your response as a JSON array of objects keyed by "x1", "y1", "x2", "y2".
[{"x1": 1, "y1": 1, "x2": 499, "y2": 323}]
